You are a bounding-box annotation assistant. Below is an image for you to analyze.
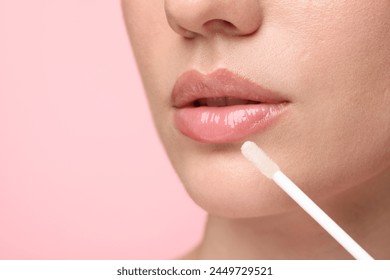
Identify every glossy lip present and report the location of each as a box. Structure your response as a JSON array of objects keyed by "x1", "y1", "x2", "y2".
[{"x1": 172, "y1": 69, "x2": 290, "y2": 143}]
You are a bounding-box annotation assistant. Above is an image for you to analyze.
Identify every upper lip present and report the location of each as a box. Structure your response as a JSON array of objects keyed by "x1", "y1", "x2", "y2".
[{"x1": 171, "y1": 69, "x2": 288, "y2": 108}]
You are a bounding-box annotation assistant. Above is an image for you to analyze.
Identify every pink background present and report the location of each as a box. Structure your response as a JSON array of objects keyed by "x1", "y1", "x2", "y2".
[{"x1": 0, "y1": 0, "x2": 205, "y2": 259}]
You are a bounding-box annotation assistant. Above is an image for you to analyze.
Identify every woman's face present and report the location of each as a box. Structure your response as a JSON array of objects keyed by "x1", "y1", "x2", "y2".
[{"x1": 122, "y1": 0, "x2": 390, "y2": 217}]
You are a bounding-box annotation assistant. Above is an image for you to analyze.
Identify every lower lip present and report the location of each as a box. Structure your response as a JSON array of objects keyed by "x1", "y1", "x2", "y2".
[{"x1": 174, "y1": 103, "x2": 288, "y2": 143}]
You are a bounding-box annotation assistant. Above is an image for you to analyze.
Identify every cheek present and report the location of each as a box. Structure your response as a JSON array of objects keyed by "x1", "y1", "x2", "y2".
[
  {"x1": 273, "y1": 0, "x2": 390, "y2": 191},
  {"x1": 267, "y1": 0, "x2": 390, "y2": 96},
  {"x1": 289, "y1": 98, "x2": 390, "y2": 194},
  {"x1": 122, "y1": 0, "x2": 172, "y2": 86},
  {"x1": 122, "y1": 1, "x2": 174, "y2": 131}
]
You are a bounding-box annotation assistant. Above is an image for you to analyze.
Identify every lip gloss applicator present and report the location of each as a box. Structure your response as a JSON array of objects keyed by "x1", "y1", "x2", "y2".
[{"x1": 241, "y1": 141, "x2": 374, "y2": 260}]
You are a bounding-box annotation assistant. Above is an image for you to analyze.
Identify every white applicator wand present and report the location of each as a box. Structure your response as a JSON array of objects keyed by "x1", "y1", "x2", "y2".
[{"x1": 241, "y1": 141, "x2": 374, "y2": 260}]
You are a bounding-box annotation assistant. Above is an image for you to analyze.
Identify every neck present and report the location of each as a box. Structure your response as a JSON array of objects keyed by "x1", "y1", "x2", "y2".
[{"x1": 193, "y1": 169, "x2": 390, "y2": 259}]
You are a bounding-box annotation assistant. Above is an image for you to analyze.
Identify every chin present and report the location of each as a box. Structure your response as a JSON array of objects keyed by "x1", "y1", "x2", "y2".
[{"x1": 170, "y1": 148, "x2": 303, "y2": 218}]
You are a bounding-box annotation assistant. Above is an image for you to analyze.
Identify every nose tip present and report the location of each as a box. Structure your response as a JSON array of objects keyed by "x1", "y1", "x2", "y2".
[{"x1": 165, "y1": 0, "x2": 263, "y2": 38}]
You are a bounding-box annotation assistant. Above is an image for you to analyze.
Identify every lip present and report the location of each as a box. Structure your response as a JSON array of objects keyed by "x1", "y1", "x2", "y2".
[{"x1": 172, "y1": 69, "x2": 289, "y2": 143}]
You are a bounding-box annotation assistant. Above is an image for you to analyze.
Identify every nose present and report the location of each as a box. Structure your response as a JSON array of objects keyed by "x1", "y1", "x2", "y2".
[{"x1": 164, "y1": 0, "x2": 263, "y2": 38}]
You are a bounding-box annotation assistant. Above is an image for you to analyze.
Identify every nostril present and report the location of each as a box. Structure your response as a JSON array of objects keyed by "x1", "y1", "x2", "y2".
[
  {"x1": 203, "y1": 19, "x2": 237, "y2": 34},
  {"x1": 221, "y1": 20, "x2": 235, "y2": 29}
]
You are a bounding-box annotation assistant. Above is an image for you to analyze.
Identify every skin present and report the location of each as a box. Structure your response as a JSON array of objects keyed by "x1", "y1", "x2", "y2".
[{"x1": 121, "y1": 0, "x2": 390, "y2": 259}]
